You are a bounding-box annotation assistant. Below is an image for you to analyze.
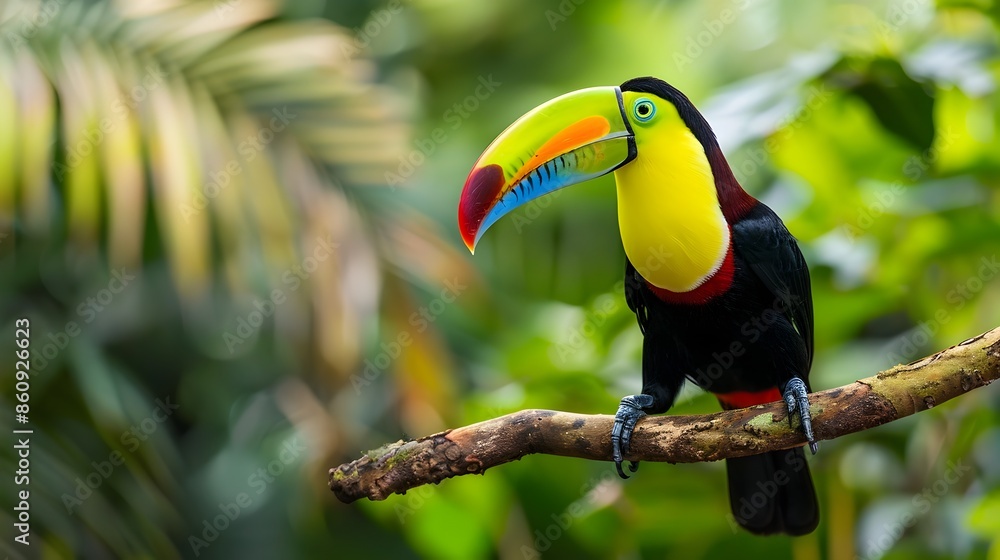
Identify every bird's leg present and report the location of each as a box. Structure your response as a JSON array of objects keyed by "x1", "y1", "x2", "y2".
[
  {"x1": 782, "y1": 377, "x2": 818, "y2": 454},
  {"x1": 612, "y1": 394, "x2": 656, "y2": 479}
]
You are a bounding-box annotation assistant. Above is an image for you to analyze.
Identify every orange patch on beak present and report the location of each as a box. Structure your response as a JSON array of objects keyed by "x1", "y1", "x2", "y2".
[{"x1": 509, "y1": 115, "x2": 611, "y2": 186}]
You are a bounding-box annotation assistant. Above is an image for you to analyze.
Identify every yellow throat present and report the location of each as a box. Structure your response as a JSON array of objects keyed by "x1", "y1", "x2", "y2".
[{"x1": 613, "y1": 106, "x2": 730, "y2": 292}]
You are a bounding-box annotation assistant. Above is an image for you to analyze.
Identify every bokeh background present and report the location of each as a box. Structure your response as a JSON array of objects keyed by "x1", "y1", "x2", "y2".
[{"x1": 1, "y1": 0, "x2": 999, "y2": 558}]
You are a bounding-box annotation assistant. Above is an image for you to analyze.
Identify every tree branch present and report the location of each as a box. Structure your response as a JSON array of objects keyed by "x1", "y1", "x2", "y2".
[{"x1": 330, "y1": 327, "x2": 1000, "y2": 503}]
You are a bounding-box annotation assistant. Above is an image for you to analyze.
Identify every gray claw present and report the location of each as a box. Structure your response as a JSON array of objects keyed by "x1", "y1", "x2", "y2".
[
  {"x1": 782, "y1": 377, "x2": 818, "y2": 454},
  {"x1": 612, "y1": 394, "x2": 654, "y2": 479}
]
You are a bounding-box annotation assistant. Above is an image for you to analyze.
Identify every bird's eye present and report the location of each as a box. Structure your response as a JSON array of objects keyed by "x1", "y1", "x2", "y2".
[{"x1": 633, "y1": 98, "x2": 656, "y2": 122}]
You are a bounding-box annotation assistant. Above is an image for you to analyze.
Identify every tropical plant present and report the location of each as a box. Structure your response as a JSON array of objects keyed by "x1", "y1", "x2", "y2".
[{"x1": 0, "y1": 0, "x2": 461, "y2": 556}]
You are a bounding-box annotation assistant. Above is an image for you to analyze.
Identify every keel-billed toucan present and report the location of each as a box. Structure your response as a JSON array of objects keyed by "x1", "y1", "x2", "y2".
[{"x1": 457, "y1": 77, "x2": 819, "y2": 535}]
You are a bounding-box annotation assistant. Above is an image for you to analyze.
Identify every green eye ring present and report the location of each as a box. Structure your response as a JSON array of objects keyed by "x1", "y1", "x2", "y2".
[{"x1": 633, "y1": 98, "x2": 656, "y2": 122}]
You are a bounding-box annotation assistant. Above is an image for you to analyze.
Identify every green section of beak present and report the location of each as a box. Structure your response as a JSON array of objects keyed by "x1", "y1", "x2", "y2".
[{"x1": 458, "y1": 86, "x2": 635, "y2": 251}]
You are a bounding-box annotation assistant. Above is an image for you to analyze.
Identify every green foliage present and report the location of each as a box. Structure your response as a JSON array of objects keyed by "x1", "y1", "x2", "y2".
[{"x1": 1, "y1": 0, "x2": 999, "y2": 558}]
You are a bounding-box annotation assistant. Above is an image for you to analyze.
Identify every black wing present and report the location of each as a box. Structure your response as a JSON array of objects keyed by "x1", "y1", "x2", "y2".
[
  {"x1": 623, "y1": 258, "x2": 686, "y2": 414},
  {"x1": 732, "y1": 204, "x2": 814, "y2": 369},
  {"x1": 624, "y1": 258, "x2": 649, "y2": 335}
]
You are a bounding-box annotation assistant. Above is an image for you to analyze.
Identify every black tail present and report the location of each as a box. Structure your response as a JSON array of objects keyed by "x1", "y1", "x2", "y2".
[{"x1": 726, "y1": 447, "x2": 819, "y2": 535}]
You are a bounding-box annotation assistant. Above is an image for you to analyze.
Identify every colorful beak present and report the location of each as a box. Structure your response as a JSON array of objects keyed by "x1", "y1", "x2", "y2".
[{"x1": 458, "y1": 86, "x2": 636, "y2": 252}]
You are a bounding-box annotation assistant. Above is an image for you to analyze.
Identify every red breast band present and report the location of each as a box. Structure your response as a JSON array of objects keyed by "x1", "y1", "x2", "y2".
[
  {"x1": 645, "y1": 244, "x2": 735, "y2": 305},
  {"x1": 716, "y1": 388, "x2": 782, "y2": 410}
]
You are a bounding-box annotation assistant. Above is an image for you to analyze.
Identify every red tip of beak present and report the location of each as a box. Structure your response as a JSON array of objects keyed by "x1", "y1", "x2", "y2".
[{"x1": 458, "y1": 163, "x2": 505, "y2": 252}]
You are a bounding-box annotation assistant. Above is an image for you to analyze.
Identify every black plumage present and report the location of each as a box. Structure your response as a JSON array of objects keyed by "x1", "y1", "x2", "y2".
[{"x1": 619, "y1": 78, "x2": 819, "y2": 535}]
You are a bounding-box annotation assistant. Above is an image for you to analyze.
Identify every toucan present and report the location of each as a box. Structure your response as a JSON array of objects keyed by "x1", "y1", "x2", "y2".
[{"x1": 457, "y1": 77, "x2": 819, "y2": 535}]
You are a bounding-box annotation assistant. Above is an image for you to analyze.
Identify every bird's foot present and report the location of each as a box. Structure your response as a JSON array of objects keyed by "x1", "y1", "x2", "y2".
[
  {"x1": 783, "y1": 377, "x2": 818, "y2": 454},
  {"x1": 612, "y1": 394, "x2": 654, "y2": 479}
]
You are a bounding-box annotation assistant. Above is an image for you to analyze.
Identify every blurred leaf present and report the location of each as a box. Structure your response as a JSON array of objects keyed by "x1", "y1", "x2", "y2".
[
  {"x1": 3, "y1": 0, "x2": 1000, "y2": 558},
  {"x1": 827, "y1": 57, "x2": 936, "y2": 151}
]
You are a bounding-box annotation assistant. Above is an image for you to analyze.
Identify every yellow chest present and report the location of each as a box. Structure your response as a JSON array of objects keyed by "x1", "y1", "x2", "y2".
[{"x1": 613, "y1": 122, "x2": 729, "y2": 292}]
